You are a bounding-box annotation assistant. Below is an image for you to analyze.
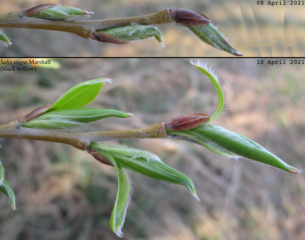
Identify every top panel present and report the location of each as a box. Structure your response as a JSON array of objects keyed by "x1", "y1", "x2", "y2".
[{"x1": 0, "y1": 0, "x2": 302, "y2": 57}]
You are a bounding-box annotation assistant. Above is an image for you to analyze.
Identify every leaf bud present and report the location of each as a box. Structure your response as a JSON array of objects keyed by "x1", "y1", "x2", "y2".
[
  {"x1": 92, "y1": 25, "x2": 164, "y2": 47},
  {"x1": 188, "y1": 24, "x2": 244, "y2": 57},
  {"x1": 23, "y1": 104, "x2": 52, "y2": 122},
  {"x1": 23, "y1": 4, "x2": 94, "y2": 20},
  {"x1": 169, "y1": 8, "x2": 210, "y2": 26},
  {"x1": 166, "y1": 113, "x2": 210, "y2": 132}
]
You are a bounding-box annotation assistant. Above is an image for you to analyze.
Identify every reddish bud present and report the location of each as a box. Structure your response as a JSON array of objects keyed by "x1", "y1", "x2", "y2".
[
  {"x1": 90, "y1": 32, "x2": 128, "y2": 44},
  {"x1": 23, "y1": 4, "x2": 57, "y2": 17},
  {"x1": 88, "y1": 149, "x2": 113, "y2": 166},
  {"x1": 23, "y1": 104, "x2": 52, "y2": 122},
  {"x1": 166, "y1": 113, "x2": 210, "y2": 132},
  {"x1": 169, "y1": 8, "x2": 210, "y2": 26}
]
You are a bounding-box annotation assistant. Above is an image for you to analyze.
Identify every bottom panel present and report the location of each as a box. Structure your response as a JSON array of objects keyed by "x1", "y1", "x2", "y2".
[{"x1": 0, "y1": 58, "x2": 304, "y2": 240}]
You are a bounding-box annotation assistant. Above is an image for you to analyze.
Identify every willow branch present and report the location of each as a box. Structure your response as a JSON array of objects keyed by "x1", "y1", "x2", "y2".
[
  {"x1": 0, "y1": 122, "x2": 167, "y2": 151},
  {"x1": 0, "y1": 9, "x2": 172, "y2": 39}
]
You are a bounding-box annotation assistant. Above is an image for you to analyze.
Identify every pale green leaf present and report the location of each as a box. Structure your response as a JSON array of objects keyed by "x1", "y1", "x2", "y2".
[
  {"x1": 27, "y1": 6, "x2": 93, "y2": 20},
  {"x1": 22, "y1": 119, "x2": 85, "y2": 129},
  {"x1": 191, "y1": 60, "x2": 224, "y2": 122},
  {"x1": 188, "y1": 24, "x2": 244, "y2": 57},
  {"x1": 95, "y1": 25, "x2": 164, "y2": 46},
  {"x1": 105, "y1": 153, "x2": 131, "y2": 238},
  {"x1": 0, "y1": 179, "x2": 16, "y2": 210},
  {"x1": 23, "y1": 108, "x2": 132, "y2": 129},
  {"x1": 89, "y1": 143, "x2": 199, "y2": 200},
  {"x1": 167, "y1": 124, "x2": 301, "y2": 174},
  {"x1": 0, "y1": 31, "x2": 12, "y2": 47}
]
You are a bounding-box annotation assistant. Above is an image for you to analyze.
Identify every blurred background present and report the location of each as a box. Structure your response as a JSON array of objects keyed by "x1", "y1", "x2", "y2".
[
  {"x1": 0, "y1": 58, "x2": 304, "y2": 240},
  {"x1": 0, "y1": 0, "x2": 304, "y2": 57}
]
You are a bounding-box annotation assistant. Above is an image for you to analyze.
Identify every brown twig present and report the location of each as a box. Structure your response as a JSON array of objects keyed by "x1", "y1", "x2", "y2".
[
  {"x1": 0, "y1": 9, "x2": 172, "y2": 39},
  {"x1": 0, "y1": 122, "x2": 167, "y2": 151}
]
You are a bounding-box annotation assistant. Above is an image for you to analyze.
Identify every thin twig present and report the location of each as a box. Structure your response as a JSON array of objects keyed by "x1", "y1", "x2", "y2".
[
  {"x1": 0, "y1": 122, "x2": 167, "y2": 150},
  {"x1": 0, "y1": 9, "x2": 172, "y2": 38}
]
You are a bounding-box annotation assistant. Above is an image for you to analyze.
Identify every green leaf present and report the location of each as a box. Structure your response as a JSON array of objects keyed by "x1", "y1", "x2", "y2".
[
  {"x1": 89, "y1": 143, "x2": 199, "y2": 200},
  {"x1": 22, "y1": 119, "x2": 85, "y2": 129},
  {"x1": 47, "y1": 78, "x2": 111, "y2": 112},
  {"x1": 188, "y1": 24, "x2": 244, "y2": 57},
  {"x1": 0, "y1": 179, "x2": 16, "y2": 210},
  {"x1": 105, "y1": 153, "x2": 131, "y2": 238},
  {"x1": 0, "y1": 162, "x2": 4, "y2": 186},
  {"x1": 0, "y1": 31, "x2": 12, "y2": 47},
  {"x1": 23, "y1": 108, "x2": 132, "y2": 129},
  {"x1": 26, "y1": 5, "x2": 93, "y2": 20},
  {"x1": 167, "y1": 124, "x2": 301, "y2": 174},
  {"x1": 94, "y1": 25, "x2": 164, "y2": 47},
  {"x1": 191, "y1": 60, "x2": 224, "y2": 122}
]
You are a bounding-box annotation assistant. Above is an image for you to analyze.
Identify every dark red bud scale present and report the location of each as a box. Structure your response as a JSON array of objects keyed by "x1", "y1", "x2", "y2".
[
  {"x1": 23, "y1": 4, "x2": 57, "y2": 16},
  {"x1": 169, "y1": 8, "x2": 210, "y2": 26},
  {"x1": 90, "y1": 32, "x2": 128, "y2": 44},
  {"x1": 23, "y1": 104, "x2": 52, "y2": 122},
  {"x1": 166, "y1": 113, "x2": 210, "y2": 132},
  {"x1": 88, "y1": 149, "x2": 114, "y2": 166}
]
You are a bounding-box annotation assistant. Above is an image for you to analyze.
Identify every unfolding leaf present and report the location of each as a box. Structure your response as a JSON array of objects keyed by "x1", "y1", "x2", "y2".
[
  {"x1": 24, "y1": 4, "x2": 93, "y2": 20},
  {"x1": 47, "y1": 78, "x2": 111, "y2": 112},
  {"x1": 167, "y1": 124, "x2": 301, "y2": 174},
  {"x1": 0, "y1": 31, "x2": 12, "y2": 47},
  {"x1": 188, "y1": 24, "x2": 244, "y2": 57},
  {"x1": 105, "y1": 153, "x2": 131, "y2": 238},
  {"x1": 89, "y1": 143, "x2": 199, "y2": 200},
  {"x1": 23, "y1": 108, "x2": 132, "y2": 129},
  {"x1": 190, "y1": 60, "x2": 224, "y2": 122},
  {"x1": 93, "y1": 25, "x2": 164, "y2": 47},
  {"x1": 0, "y1": 179, "x2": 16, "y2": 210}
]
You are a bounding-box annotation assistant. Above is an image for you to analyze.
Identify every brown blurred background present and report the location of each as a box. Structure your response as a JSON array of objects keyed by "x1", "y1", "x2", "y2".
[
  {"x1": 0, "y1": 0, "x2": 304, "y2": 57},
  {"x1": 0, "y1": 58, "x2": 304, "y2": 240}
]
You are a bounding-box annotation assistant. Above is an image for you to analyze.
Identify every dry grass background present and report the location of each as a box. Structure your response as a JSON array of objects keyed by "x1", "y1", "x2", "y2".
[
  {"x1": 1, "y1": 0, "x2": 305, "y2": 57},
  {"x1": 0, "y1": 58, "x2": 304, "y2": 240}
]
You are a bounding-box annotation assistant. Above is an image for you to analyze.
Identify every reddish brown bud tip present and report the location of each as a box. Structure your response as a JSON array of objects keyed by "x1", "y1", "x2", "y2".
[
  {"x1": 23, "y1": 4, "x2": 57, "y2": 16},
  {"x1": 166, "y1": 113, "x2": 210, "y2": 132},
  {"x1": 23, "y1": 104, "x2": 52, "y2": 122},
  {"x1": 90, "y1": 32, "x2": 128, "y2": 44},
  {"x1": 88, "y1": 149, "x2": 113, "y2": 166},
  {"x1": 169, "y1": 8, "x2": 210, "y2": 26}
]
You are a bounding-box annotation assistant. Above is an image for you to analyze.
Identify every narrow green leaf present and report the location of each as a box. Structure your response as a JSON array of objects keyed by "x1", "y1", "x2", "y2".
[
  {"x1": 0, "y1": 179, "x2": 16, "y2": 210},
  {"x1": 0, "y1": 31, "x2": 12, "y2": 47},
  {"x1": 105, "y1": 153, "x2": 131, "y2": 238},
  {"x1": 25, "y1": 5, "x2": 94, "y2": 20},
  {"x1": 23, "y1": 108, "x2": 132, "y2": 129},
  {"x1": 188, "y1": 24, "x2": 244, "y2": 57},
  {"x1": 89, "y1": 143, "x2": 199, "y2": 200},
  {"x1": 22, "y1": 119, "x2": 85, "y2": 129},
  {"x1": 93, "y1": 25, "x2": 164, "y2": 47},
  {"x1": 47, "y1": 78, "x2": 111, "y2": 112},
  {"x1": 191, "y1": 60, "x2": 224, "y2": 122},
  {"x1": 167, "y1": 124, "x2": 301, "y2": 174},
  {"x1": 0, "y1": 162, "x2": 4, "y2": 186}
]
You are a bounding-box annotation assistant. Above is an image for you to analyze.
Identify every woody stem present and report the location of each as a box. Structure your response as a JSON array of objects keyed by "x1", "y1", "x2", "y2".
[
  {"x1": 0, "y1": 9, "x2": 172, "y2": 39},
  {"x1": 0, "y1": 122, "x2": 167, "y2": 150}
]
